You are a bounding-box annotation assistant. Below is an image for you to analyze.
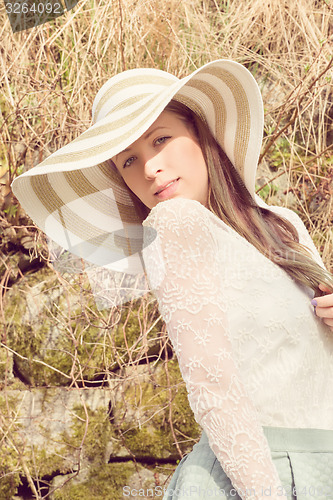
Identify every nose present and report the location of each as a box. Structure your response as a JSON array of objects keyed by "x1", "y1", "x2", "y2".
[{"x1": 143, "y1": 153, "x2": 162, "y2": 179}]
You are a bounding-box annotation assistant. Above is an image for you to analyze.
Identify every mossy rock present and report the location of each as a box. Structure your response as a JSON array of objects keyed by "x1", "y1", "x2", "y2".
[
  {"x1": 0, "y1": 392, "x2": 24, "y2": 498},
  {"x1": 0, "y1": 345, "x2": 14, "y2": 384},
  {"x1": 65, "y1": 401, "x2": 115, "y2": 465},
  {"x1": 112, "y1": 297, "x2": 165, "y2": 371},
  {"x1": 0, "y1": 442, "x2": 22, "y2": 498},
  {"x1": 51, "y1": 462, "x2": 170, "y2": 500},
  {"x1": 0, "y1": 387, "x2": 117, "y2": 497},
  {"x1": 0, "y1": 463, "x2": 21, "y2": 500},
  {"x1": 113, "y1": 361, "x2": 201, "y2": 460},
  {"x1": 3, "y1": 266, "x2": 164, "y2": 386},
  {"x1": 0, "y1": 361, "x2": 196, "y2": 496}
]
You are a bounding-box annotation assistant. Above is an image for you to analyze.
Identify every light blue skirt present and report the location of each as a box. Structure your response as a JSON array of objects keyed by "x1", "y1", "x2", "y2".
[{"x1": 164, "y1": 427, "x2": 333, "y2": 499}]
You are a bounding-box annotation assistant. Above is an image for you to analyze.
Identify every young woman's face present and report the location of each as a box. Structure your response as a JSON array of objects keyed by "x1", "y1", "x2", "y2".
[{"x1": 111, "y1": 110, "x2": 209, "y2": 209}]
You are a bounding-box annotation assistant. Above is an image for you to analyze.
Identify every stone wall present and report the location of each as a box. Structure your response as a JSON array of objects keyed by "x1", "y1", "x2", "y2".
[{"x1": 1, "y1": 247, "x2": 200, "y2": 499}]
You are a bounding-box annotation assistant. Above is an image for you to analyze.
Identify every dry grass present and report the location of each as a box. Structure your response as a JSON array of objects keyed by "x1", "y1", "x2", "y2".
[
  {"x1": 0, "y1": 0, "x2": 332, "y2": 496},
  {"x1": 0, "y1": 0, "x2": 332, "y2": 252}
]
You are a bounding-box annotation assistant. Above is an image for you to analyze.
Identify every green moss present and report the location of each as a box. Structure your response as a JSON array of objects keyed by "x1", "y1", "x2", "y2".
[
  {"x1": 0, "y1": 346, "x2": 13, "y2": 383},
  {"x1": 122, "y1": 426, "x2": 169, "y2": 458},
  {"x1": 0, "y1": 393, "x2": 23, "y2": 498},
  {"x1": 0, "y1": 390, "x2": 69, "y2": 495},
  {"x1": 0, "y1": 464, "x2": 21, "y2": 500},
  {"x1": 4, "y1": 269, "x2": 164, "y2": 385},
  {"x1": 52, "y1": 463, "x2": 134, "y2": 500},
  {"x1": 27, "y1": 448, "x2": 71, "y2": 478},
  {"x1": 3, "y1": 267, "x2": 102, "y2": 384},
  {"x1": 5, "y1": 268, "x2": 61, "y2": 385},
  {"x1": 118, "y1": 360, "x2": 200, "y2": 459},
  {"x1": 166, "y1": 361, "x2": 201, "y2": 438},
  {"x1": 0, "y1": 441, "x2": 22, "y2": 499},
  {"x1": 50, "y1": 402, "x2": 129, "y2": 499},
  {"x1": 0, "y1": 388, "x2": 120, "y2": 497},
  {"x1": 255, "y1": 182, "x2": 279, "y2": 202},
  {"x1": 66, "y1": 403, "x2": 115, "y2": 465},
  {"x1": 112, "y1": 298, "x2": 164, "y2": 370}
]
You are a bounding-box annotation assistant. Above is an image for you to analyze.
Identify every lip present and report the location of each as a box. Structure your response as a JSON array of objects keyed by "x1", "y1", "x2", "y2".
[
  {"x1": 154, "y1": 178, "x2": 180, "y2": 199},
  {"x1": 154, "y1": 178, "x2": 180, "y2": 195}
]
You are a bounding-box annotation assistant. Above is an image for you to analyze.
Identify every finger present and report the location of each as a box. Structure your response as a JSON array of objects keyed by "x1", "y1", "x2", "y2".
[
  {"x1": 322, "y1": 318, "x2": 333, "y2": 328},
  {"x1": 312, "y1": 294, "x2": 333, "y2": 308},
  {"x1": 314, "y1": 306, "x2": 333, "y2": 319},
  {"x1": 318, "y1": 283, "x2": 332, "y2": 293}
]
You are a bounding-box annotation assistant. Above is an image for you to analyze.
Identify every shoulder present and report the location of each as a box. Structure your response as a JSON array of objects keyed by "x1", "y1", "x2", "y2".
[
  {"x1": 142, "y1": 198, "x2": 230, "y2": 260},
  {"x1": 142, "y1": 199, "x2": 229, "y2": 291},
  {"x1": 254, "y1": 195, "x2": 305, "y2": 232},
  {"x1": 261, "y1": 203, "x2": 326, "y2": 266},
  {"x1": 265, "y1": 204, "x2": 299, "y2": 221},
  {"x1": 264, "y1": 204, "x2": 310, "y2": 236},
  {"x1": 142, "y1": 197, "x2": 225, "y2": 234}
]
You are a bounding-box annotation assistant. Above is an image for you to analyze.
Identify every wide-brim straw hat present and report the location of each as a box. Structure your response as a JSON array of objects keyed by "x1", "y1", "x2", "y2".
[{"x1": 11, "y1": 59, "x2": 264, "y2": 276}]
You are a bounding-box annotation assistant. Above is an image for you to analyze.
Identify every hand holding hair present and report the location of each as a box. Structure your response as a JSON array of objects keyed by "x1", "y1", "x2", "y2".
[{"x1": 312, "y1": 283, "x2": 333, "y2": 331}]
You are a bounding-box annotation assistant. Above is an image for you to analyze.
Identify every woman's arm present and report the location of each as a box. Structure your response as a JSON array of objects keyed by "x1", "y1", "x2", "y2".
[{"x1": 142, "y1": 197, "x2": 283, "y2": 500}]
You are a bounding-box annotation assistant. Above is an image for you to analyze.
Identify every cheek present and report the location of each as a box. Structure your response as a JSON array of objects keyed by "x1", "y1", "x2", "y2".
[
  {"x1": 174, "y1": 138, "x2": 204, "y2": 167},
  {"x1": 110, "y1": 161, "x2": 128, "y2": 185},
  {"x1": 186, "y1": 143, "x2": 207, "y2": 175},
  {"x1": 123, "y1": 173, "x2": 148, "y2": 203},
  {"x1": 119, "y1": 168, "x2": 138, "y2": 188},
  {"x1": 113, "y1": 166, "x2": 139, "y2": 196}
]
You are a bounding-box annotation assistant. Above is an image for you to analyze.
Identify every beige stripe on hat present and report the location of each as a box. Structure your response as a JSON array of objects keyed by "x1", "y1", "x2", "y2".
[{"x1": 11, "y1": 60, "x2": 264, "y2": 273}]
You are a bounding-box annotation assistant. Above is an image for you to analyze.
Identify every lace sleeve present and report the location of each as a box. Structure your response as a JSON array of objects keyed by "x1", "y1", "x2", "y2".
[{"x1": 142, "y1": 198, "x2": 283, "y2": 500}]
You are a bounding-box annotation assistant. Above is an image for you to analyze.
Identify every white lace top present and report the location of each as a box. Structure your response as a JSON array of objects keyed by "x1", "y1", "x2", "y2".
[{"x1": 141, "y1": 197, "x2": 333, "y2": 500}]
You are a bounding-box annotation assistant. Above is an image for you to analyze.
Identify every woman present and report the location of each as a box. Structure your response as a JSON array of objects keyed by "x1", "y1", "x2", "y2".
[{"x1": 11, "y1": 60, "x2": 333, "y2": 499}]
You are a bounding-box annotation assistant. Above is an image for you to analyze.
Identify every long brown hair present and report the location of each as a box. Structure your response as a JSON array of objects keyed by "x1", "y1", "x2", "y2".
[{"x1": 113, "y1": 99, "x2": 333, "y2": 295}]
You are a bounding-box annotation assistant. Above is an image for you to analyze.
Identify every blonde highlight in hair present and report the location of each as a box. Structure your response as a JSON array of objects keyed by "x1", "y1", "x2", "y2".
[{"x1": 113, "y1": 99, "x2": 333, "y2": 295}]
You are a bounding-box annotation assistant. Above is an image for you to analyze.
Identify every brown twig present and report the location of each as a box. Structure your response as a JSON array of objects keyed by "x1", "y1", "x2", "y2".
[
  {"x1": 163, "y1": 335, "x2": 183, "y2": 460},
  {"x1": 260, "y1": 43, "x2": 333, "y2": 164}
]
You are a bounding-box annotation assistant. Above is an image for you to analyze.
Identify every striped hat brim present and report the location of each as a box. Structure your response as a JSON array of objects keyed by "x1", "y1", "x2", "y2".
[{"x1": 11, "y1": 60, "x2": 264, "y2": 274}]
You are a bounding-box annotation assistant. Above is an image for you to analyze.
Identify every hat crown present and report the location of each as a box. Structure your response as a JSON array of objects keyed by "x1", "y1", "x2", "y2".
[{"x1": 92, "y1": 68, "x2": 179, "y2": 123}]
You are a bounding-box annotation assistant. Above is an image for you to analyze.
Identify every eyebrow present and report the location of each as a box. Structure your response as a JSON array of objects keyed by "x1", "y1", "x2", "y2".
[{"x1": 115, "y1": 126, "x2": 170, "y2": 161}]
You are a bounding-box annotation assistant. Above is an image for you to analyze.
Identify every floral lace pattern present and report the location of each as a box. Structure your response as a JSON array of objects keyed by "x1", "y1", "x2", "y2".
[{"x1": 142, "y1": 197, "x2": 333, "y2": 499}]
